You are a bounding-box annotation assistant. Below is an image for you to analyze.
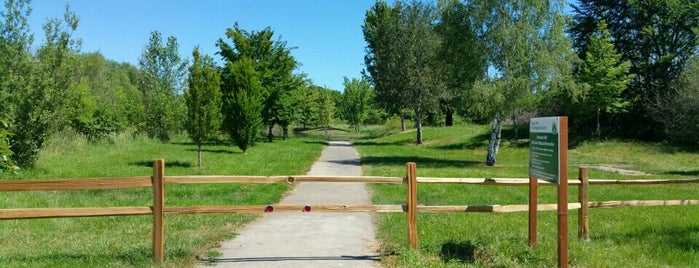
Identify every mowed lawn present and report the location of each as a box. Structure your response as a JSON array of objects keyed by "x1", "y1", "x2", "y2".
[
  {"x1": 0, "y1": 133, "x2": 326, "y2": 267},
  {"x1": 353, "y1": 124, "x2": 699, "y2": 267}
]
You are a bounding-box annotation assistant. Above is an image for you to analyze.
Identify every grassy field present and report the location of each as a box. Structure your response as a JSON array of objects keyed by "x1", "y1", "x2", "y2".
[
  {"x1": 2, "y1": 124, "x2": 697, "y2": 267},
  {"x1": 0, "y1": 131, "x2": 326, "y2": 267},
  {"x1": 352, "y1": 124, "x2": 699, "y2": 267}
]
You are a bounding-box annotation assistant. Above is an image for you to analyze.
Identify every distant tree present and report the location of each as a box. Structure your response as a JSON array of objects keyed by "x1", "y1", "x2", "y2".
[
  {"x1": 217, "y1": 23, "x2": 297, "y2": 142},
  {"x1": 340, "y1": 77, "x2": 373, "y2": 133},
  {"x1": 297, "y1": 83, "x2": 320, "y2": 129},
  {"x1": 68, "y1": 53, "x2": 140, "y2": 140},
  {"x1": 570, "y1": 0, "x2": 699, "y2": 139},
  {"x1": 138, "y1": 31, "x2": 187, "y2": 141},
  {"x1": 0, "y1": 0, "x2": 32, "y2": 170},
  {"x1": 471, "y1": 0, "x2": 574, "y2": 166},
  {"x1": 435, "y1": 0, "x2": 486, "y2": 126},
  {"x1": 11, "y1": 4, "x2": 81, "y2": 167},
  {"x1": 221, "y1": 57, "x2": 263, "y2": 153},
  {"x1": 657, "y1": 55, "x2": 699, "y2": 145},
  {"x1": 363, "y1": 1, "x2": 408, "y2": 131},
  {"x1": 0, "y1": 0, "x2": 33, "y2": 121},
  {"x1": 364, "y1": 0, "x2": 445, "y2": 144},
  {"x1": 185, "y1": 47, "x2": 222, "y2": 167},
  {"x1": 274, "y1": 74, "x2": 305, "y2": 139},
  {"x1": 317, "y1": 87, "x2": 337, "y2": 139},
  {"x1": 577, "y1": 20, "x2": 634, "y2": 139}
]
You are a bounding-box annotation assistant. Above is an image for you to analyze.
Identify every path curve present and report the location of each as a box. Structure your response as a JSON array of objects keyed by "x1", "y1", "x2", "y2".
[{"x1": 201, "y1": 141, "x2": 381, "y2": 267}]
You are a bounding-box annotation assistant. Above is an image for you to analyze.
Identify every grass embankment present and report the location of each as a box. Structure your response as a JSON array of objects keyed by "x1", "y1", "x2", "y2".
[
  {"x1": 353, "y1": 124, "x2": 699, "y2": 267},
  {"x1": 0, "y1": 132, "x2": 326, "y2": 267}
]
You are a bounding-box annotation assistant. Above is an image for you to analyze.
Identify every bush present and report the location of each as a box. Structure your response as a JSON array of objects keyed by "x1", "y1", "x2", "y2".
[{"x1": 0, "y1": 118, "x2": 18, "y2": 174}]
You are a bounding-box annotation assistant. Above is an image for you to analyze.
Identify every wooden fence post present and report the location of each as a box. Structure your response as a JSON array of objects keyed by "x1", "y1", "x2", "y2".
[
  {"x1": 578, "y1": 166, "x2": 590, "y2": 241},
  {"x1": 152, "y1": 159, "x2": 165, "y2": 262},
  {"x1": 528, "y1": 176, "x2": 538, "y2": 249},
  {"x1": 406, "y1": 162, "x2": 418, "y2": 250}
]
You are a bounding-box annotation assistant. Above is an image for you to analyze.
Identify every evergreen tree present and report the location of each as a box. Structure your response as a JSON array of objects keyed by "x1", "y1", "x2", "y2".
[
  {"x1": 184, "y1": 47, "x2": 222, "y2": 167},
  {"x1": 577, "y1": 20, "x2": 634, "y2": 139},
  {"x1": 570, "y1": 0, "x2": 699, "y2": 139}
]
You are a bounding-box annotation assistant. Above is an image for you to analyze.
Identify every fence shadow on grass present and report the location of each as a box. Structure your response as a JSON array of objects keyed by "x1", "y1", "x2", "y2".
[
  {"x1": 132, "y1": 160, "x2": 193, "y2": 168},
  {"x1": 185, "y1": 148, "x2": 239, "y2": 154},
  {"x1": 664, "y1": 170, "x2": 699, "y2": 176},
  {"x1": 441, "y1": 241, "x2": 477, "y2": 263},
  {"x1": 360, "y1": 156, "x2": 480, "y2": 169},
  {"x1": 617, "y1": 225, "x2": 699, "y2": 252}
]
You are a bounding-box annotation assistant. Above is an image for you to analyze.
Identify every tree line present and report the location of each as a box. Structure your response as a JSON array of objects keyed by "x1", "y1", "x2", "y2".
[
  {"x1": 0, "y1": 0, "x2": 358, "y2": 170},
  {"x1": 363, "y1": 0, "x2": 698, "y2": 164},
  {"x1": 1, "y1": 0, "x2": 697, "y2": 172}
]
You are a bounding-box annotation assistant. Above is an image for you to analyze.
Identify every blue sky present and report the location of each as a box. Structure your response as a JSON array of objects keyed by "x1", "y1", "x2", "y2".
[{"x1": 28, "y1": 1, "x2": 378, "y2": 91}]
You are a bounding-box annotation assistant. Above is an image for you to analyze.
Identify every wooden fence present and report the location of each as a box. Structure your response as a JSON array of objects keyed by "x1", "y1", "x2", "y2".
[{"x1": 1, "y1": 159, "x2": 698, "y2": 262}]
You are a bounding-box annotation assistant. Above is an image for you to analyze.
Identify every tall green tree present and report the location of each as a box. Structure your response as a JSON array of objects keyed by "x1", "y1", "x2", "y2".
[
  {"x1": 221, "y1": 57, "x2": 263, "y2": 153},
  {"x1": 316, "y1": 87, "x2": 337, "y2": 138},
  {"x1": 298, "y1": 83, "x2": 321, "y2": 129},
  {"x1": 217, "y1": 23, "x2": 297, "y2": 142},
  {"x1": 363, "y1": 0, "x2": 408, "y2": 131},
  {"x1": 570, "y1": 0, "x2": 699, "y2": 139},
  {"x1": 138, "y1": 31, "x2": 187, "y2": 141},
  {"x1": 471, "y1": 0, "x2": 575, "y2": 165},
  {"x1": 274, "y1": 74, "x2": 304, "y2": 139},
  {"x1": 340, "y1": 77, "x2": 374, "y2": 133},
  {"x1": 577, "y1": 20, "x2": 634, "y2": 139},
  {"x1": 435, "y1": 0, "x2": 486, "y2": 126},
  {"x1": 71, "y1": 53, "x2": 143, "y2": 140},
  {"x1": 364, "y1": 0, "x2": 445, "y2": 144},
  {"x1": 11, "y1": 4, "x2": 81, "y2": 167},
  {"x1": 0, "y1": 0, "x2": 33, "y2": 120},
  {"x1": 185, "y1": 47, "x2": 222, "y2": 167},
  {"x1": 658, "y1": 55, "x2": 699, "y2": 145}
]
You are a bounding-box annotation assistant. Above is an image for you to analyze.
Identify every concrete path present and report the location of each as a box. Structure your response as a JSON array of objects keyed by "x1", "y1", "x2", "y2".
[{"x1": 200, "y1": 141, "x2": 381, "y2": 267}]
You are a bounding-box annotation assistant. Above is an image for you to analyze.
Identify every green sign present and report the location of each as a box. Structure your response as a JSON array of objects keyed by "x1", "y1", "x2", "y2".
[{"x1": 529, "y1": 117, "x2": 561, "y2": 184}]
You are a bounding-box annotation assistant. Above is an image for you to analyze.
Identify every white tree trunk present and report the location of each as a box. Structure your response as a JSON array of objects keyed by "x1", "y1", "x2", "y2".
[{"x1": 486, "y1": 113, "x2": 502, "y2": 166}]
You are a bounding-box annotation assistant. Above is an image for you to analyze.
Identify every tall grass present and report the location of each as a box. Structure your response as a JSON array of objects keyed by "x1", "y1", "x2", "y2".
[
  {"x1": 0, "y1": 132, "x2": 326, "y2": 267},
  {"x1": 353, "y1": 124, "x2": 699, "y2": 267}
]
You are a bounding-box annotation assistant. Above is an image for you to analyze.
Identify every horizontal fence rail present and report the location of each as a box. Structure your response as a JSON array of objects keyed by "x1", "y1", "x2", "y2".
[
  {"x1": 0, "y1": 207, "x2": 153, "y2": 220},
  {"x1": 1, "y1": 160, "x2": 697, "y2": 262},
  {"x1": 0, "y1": 177, "x2": 152, "y2": 191}
]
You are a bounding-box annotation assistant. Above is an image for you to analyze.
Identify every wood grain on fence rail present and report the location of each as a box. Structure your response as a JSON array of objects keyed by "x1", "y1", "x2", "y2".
[
  {"x1": 165, "y1": 205, "x2": 406, "y2": 214},
  {"x1": 0, "y1": 207, "x2": 152, "y2": 219},
  {"x1": 417, "y1": 177, "x2": 699, "y2": 186},
  {"x1": 165, "y1": 176, "x2": 287, "y2": 184},
  {"x1": 588, "y1": 200, "x2": 699, "y2": 208},
  {"x1": 0, "y1": 177, "x2": 152, "y2": 191},
  {"x1": 165, "y1": 175, "x2": 404, "y2": 184}
]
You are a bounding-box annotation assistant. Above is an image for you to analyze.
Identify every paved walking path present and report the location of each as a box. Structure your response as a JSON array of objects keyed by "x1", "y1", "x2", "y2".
[{"x1": 200, "y1": 141, "x2": 381, "y2": 267}]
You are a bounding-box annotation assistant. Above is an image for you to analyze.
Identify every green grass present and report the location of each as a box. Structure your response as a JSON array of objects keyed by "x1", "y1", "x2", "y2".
[
  {"x1": 353, "y1": 124, "x2": 699, "y2": 267},
  {"x1": 0, "y1": 132, "x2": 326, "y2": 267}
]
